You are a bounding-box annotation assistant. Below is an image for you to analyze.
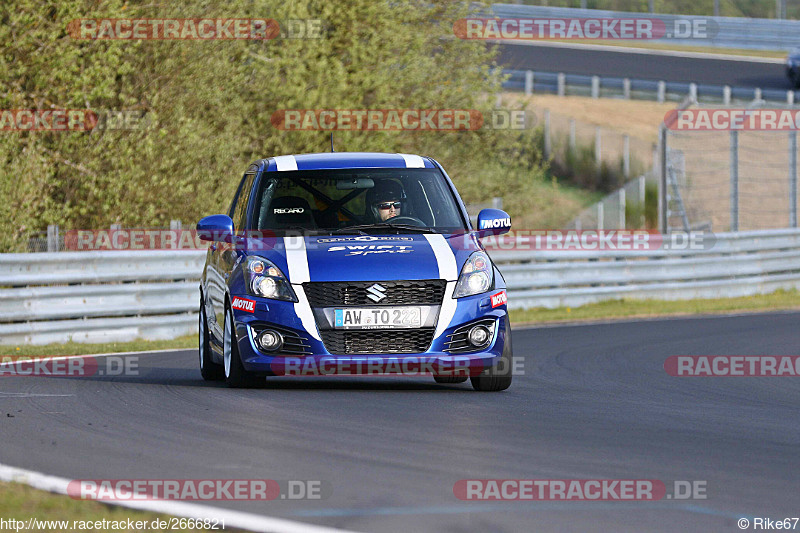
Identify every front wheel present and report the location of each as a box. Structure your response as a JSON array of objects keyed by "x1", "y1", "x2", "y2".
[
  {"x1": 223, "y1": 303, "x2": 262, "y2": 388},
  {"x1": 470, "y1": 322, "x2": 513, "y2": 392},
  {"x1": 199, "y1": 294, "x2": 224, "y2": 381}
]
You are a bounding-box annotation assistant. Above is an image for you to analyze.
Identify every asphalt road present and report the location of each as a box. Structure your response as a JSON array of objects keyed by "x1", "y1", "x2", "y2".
[
  {"x1": 2, "y1": 311, "x2": 799, "y2": 532},
  {"x1": 497, "y1": 43, "x2": 792, "y2": 90}
]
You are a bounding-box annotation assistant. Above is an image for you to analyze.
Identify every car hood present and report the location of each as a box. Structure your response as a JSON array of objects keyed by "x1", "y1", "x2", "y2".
[{"x1": 250, "y1": 233, "x2": 482, "y2": 283}]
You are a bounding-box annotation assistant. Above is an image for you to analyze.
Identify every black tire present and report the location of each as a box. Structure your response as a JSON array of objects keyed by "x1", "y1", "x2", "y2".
[
  {"x1": 470, "y1": 321, "x2": 513, "y2": 392},
  {"x1": 199, "y1": 294, "x2": 224, "y2": 381},
  {"x1": 223, "y1": 303, "x2": 262, "y2": 388},
  {"x1": 433, "y1": 375, "x2": 468, "y2": 384}
]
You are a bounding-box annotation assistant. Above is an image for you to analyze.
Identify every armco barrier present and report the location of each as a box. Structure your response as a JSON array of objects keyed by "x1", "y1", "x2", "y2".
[
  {"x1": 490, "y1": 4, "x2": 800, "y2": 51},
  {"x1": 1, "y1": 229, "x2": 799, "y2": 344}
]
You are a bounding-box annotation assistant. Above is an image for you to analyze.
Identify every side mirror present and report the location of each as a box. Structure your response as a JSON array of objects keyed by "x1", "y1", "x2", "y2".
[
  {"x1": 197, "y1": 214, "x2": 234, "y2": 242},
  {"x1": 476, "y1": 208, "x2": 511, "y2": 237}
]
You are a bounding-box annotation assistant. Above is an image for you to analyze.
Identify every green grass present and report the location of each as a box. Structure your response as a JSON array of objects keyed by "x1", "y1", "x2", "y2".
[
  {"x1": 0, "y1": 481, "x2": 221, "y2": 532},
  {"x1": 510, "y1": 289, "x2": 800, "y2": 325},
  {"x1": 0, "y1": 335, "x2": 195, "y2": 357}
]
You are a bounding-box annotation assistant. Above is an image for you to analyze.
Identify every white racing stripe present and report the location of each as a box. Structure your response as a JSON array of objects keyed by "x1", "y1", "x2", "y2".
[
  {"x1": 424, "y1": 234, "x2": 459, "y2": 339},
  {"x1": 273, "y1": 155, "x2": 298, "y2": 171},
  {"x1": 0, "y1": 462, "x2": 355, "y2": 533},
  {"x1": 398, "y1": 153, "x2": 425, "y2": 168},
  {"x1": 283, "y1": 236, "x2": 321, "y2": 341}
]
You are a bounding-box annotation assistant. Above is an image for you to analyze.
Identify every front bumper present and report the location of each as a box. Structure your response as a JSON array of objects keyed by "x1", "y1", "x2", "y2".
[{"x1": 231, "y1": 291, "x2": 509, "y2": 376}]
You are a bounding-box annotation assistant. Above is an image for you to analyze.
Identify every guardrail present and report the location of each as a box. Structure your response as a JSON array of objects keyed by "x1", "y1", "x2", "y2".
[
  {"x1": 490, "y1": 4, "x2": 800, "y2": 51},
  {"x1": 502, "y1": 69, "x2": 799, "y2": 105},
  {"x1": 1, "y1": 229, "x2": 799, "y2": 344}
]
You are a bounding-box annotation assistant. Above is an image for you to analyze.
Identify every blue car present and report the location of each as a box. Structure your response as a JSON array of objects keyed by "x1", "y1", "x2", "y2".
[{"x1": 197, "y1": 152, "x2": 513, "y2": 391}]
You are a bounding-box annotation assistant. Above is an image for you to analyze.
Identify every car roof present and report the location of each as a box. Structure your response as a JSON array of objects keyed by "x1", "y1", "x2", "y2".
[{"x1": 264, "y1": 152, "x2": 437, "y2": 172}]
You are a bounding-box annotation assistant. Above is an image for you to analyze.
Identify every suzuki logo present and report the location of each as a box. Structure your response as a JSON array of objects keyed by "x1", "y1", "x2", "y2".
[{"x1": 366, "y1": 283, "x2": 387, "y2": 303}]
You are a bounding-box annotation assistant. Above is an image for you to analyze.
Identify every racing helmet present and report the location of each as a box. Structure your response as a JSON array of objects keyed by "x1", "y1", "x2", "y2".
[{"x1": 366, "y1": 179, "x2": 406, "y2": 221}]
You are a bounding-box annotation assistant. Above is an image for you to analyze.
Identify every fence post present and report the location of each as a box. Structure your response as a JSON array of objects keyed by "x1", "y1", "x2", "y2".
[
  {"x1": 569, "y1": 119, "x2": 576, "y2": 154},
  {"x1": 110, "y1": 223, "x2": 121, "y2": 230},
  {"x1": 730, "y1": 130, "x2": 739, "y2": 231},
  {"x1": 788, "y1": 91, "x2": 795, "y2": 105},
  {"x1": 544, "y1": 109, "x2": 551, "y2": 160},
  {"x1": 623, "y1": 78, "x2": 631, "y2": 100},
  {"x1": 591, "y1": 76, "x2": 600, "y2": 99},
  {"x1": 791, "y1": 131, "x2": 798, "y2": 228},
  {"x1": 639, "y1": 175, "x2": 646, "y2": 228},
  {"x1": 754, "y1": 87, "x2": 762, "y2": 101},
  {"x1": 623, "y1": 134, "x2": 630, "y2": 179},
  {"x1": 557, "y1": 73, "x2": 566, "y2": 97},
  {"x1": 492, "y1": 197, "x2": 503, "y2": 210},
  {"x1": 657, "y1": 81, "x2": 666, "y2": 104},
  {"x1": 597, "y1": 202, "x2": 604, "y2": 230},
  {"x1": 619, "y1": 188, "x2": 626, "y2": 229},
  {"x1": 658, "y1": 125, "x2": 668, "y2": 233},
  {"x1": 689, "y1": 83, "x2": 697, "y2": 102},
  {"x1": 595, "y1": 127, "x2": 602, "y2": 178},
  {"x1": 170, "y1": 220, "x2": 182, "y2": 230},
  {"x1": 46, "y1": 224, "x2": 59, "y2": 253},
  {"x1": 723, "y1": 86, "x2": 731, "y2": 105},
  {"x1": 524, "y1": 70, "x2": 534, "y2": 96}
]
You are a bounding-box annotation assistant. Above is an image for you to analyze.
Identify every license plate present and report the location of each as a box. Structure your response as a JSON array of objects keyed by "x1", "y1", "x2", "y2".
[{"x1": 334, "y1": 307, "x2": 422, "y2": 329}]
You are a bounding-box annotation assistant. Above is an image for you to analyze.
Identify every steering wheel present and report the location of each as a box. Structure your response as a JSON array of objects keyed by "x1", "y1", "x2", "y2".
[{"x1": 386, "y1": 215, "x2": 427, "y2": 227}]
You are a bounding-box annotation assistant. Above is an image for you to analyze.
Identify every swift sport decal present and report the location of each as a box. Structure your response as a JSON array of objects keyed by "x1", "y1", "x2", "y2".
[{"x1": 327, "y1": 244, "x2": 414, "y2": 256}]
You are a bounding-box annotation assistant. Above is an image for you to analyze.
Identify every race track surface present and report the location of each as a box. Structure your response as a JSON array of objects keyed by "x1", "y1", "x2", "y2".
[
  {"x1": 497, "y1": 43, "x2": 792, "y2": 90},
  {"x1": 2, "y1": 311, "x2": 799, "y2": 532}
]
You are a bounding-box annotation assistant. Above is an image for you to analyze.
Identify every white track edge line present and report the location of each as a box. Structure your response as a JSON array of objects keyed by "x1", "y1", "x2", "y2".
[{"x1": 0, "y1": 462, "x2": 358, "y2": 533}]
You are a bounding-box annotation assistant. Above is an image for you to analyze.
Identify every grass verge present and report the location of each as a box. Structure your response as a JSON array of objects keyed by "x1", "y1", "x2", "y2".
[
  {"x1": 0, "y1": 335, "x2": 195, "y2": 357},
  {"x1": 510, "y1": 289, "x2": 800, "y2": 325},
  {"x1": 0, "y1": 481, "x2": 220, "y2": 532}
]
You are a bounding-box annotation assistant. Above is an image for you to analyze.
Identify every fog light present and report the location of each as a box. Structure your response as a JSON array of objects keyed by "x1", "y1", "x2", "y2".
[
  {"x1": 468, "y1": 325, "x2": 491, "y2": 347},
  {"x1": 256, "y1": 330, "x2": 283, "y2": 352}
]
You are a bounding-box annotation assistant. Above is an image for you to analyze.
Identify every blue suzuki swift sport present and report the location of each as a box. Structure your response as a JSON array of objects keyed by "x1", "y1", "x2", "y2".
[{"x1": 197, "y1": 152, "x2": 513, "y2": 391}]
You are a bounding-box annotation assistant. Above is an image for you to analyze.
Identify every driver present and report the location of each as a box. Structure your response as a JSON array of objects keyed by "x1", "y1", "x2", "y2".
[{"x1": 366, "y1": 180, "x2": 405, "y2": 222}]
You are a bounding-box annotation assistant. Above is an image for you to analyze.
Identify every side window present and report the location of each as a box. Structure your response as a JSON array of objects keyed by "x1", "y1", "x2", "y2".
[{"x1": 231, "y1": 173, "x2": 256, "y2": 231}]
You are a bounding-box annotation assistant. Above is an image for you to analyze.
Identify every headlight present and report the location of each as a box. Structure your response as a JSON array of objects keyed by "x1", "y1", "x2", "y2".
[
  {"x1": 246, "y1": 257, "x2": 297, "y2": 302},
  {"x1": 453, "y1": 252, "x2": 493, "y2": 298}
]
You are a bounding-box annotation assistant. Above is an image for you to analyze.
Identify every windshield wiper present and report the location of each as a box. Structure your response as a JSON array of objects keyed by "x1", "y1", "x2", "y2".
[{"x1": 332, "y1": 223, "x2": 436, "y2": 234}]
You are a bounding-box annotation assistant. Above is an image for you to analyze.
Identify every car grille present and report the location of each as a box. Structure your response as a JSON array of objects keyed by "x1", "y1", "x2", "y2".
[
  {"x1": 251, "y1": 324, "x2": 312, "y2": 356},
  {"x1": 320, "y1": 328, "x2": 435, "y2": 355},
  {"x1": 303, "y1": 280, "x2": 445, "y2": 307},
  {"x1": 444, "y1": 319, "x2": 497, "y2": 354}
]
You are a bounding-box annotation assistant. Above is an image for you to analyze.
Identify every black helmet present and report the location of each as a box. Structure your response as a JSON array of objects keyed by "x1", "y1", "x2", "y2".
[{"x1": 366, "y1": 180, "x2": 406, "y2": 220}]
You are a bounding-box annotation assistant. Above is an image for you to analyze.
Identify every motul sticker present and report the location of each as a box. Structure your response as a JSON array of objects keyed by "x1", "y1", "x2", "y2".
[
  {"x1": 231, "y1": 296, "x2": 256, "y2": 313},
  {"x1": 491, "y1": 291, "x2": 507, "y2": 308}
]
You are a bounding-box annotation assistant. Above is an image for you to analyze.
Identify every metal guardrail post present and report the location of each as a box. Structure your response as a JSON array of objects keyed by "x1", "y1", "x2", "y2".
[
  {"x1": 657, "y1": 81, "x2": 666, "y2": 104},
  {"x1": 623, "y1": 78, "x2": 630, "y2": 100},
  {"x1": 619, "y1": 188, "x2": 626, "y2": 229},
  {"x1": 597, "y1": 202, "x2": 604, "y2": 230},
  {"x1": 639, "y1": 175, "x2": 646, "y2": 228},
  {"x1": 723, "y1": 86, "x2": 731, "y2": 105},
  {"x1": 791, "y1": 131, "x2": 798, "y2": 228},
  {"x1": 524, "y1": 70, "x2": 534, "y2": 96},
  {"x1": 591, "y1": 76, "x2": 600, "y2": 99},
  {"x1": 788, "y1": 91, "x2": 795, "y2": 105},
  {"x1": 730, "y1": 130, "x2": 739, "y2": 232},
  {"x1": 689, "y1": 83, "x2": 697, "y2": 102},
  {"x1": 754, "y1": 88, "x2": 763, "y2": 101},
  {"x1": 623, "y1": 135, "x2": 630, "y2": 180},
  {"x1": 492, "y1": 197, "x2": 503, "y2": 210},
  {"x1": 46, "y1": 225, "x2": 59, "y2": 253},
  {"x1": 557, "y1": 73, "x2": 566, "y2": 97},
  {"x1": 170, "y1": 220, "x2": 182, "y2": 230},
  {"x1": 595, "y1": 127, "x2": 602, "y2": 178},
  {"x1": 544, "y1": 109, "x2": 551, "y2": 160},
  {"x1": 658, "y1": 125, "x2": 668, "y2": 233}
]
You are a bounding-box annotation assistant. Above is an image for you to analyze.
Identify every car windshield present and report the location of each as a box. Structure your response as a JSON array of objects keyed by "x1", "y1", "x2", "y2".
[{"x1": 251, "y1": 168, "x2": 468, "y2": 235}]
